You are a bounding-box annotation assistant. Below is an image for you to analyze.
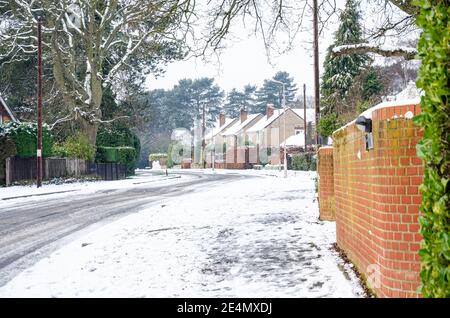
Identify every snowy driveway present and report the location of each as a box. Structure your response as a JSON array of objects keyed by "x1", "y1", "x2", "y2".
[{"x1": 0, "y1": 170, "x2": 364, "y2": 297}]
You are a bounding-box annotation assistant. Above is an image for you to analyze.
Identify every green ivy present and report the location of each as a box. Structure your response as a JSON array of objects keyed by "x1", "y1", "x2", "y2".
[
  {"x1": 413, "y1": 0, "x2": 450, "y2": 298},
  {"x1": 0, "y1": 122, "x2": 53, "y2": 158}
]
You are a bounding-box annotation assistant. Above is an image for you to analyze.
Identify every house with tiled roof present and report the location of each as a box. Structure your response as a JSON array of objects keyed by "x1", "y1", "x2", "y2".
[
  {"x1": 0, "y1": 95, "x2": 18, "y2": 124},
  {"x1": 212, "y1": 109, "x2": 262, "y2": 169},
  {"x1": 204, "y1": 104, "x2": 316, "y2": 168}
]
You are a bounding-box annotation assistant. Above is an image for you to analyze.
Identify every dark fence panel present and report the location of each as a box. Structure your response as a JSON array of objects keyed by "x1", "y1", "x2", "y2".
[
  {"x1": 87, "y1": 162, "x2": 126, "y2": 181},
  {"x1": 6, "y1": 157, "x2": 38, "y2": 184},
  {"x1": 44, "y1": 158, "x2": 67, "y2": 179},
  {"x1": 4, "y1": 157, "x2": 127, "y2": 185}
]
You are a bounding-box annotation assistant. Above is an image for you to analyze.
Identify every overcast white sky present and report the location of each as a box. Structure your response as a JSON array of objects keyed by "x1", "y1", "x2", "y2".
[{"x1": 145, "y1": 1, "x2": 347, "y2": 97}]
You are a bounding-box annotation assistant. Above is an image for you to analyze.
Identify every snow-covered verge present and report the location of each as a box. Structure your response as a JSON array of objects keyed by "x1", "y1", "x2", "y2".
[
  {"x1": 0, "y1": 171, "x2": 364, "y2": 298},
  {"x1": 0, "y1": 171, "x2": 191, "y2": 208}
]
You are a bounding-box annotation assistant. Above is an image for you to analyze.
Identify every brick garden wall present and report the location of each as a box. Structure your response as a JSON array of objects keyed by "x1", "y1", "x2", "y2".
[
  {"x1": 317, "y1": 147, "x2": 335, "y2": 221},
  {"x1": 320, "y1": 102, "x2": 424, "y2": 297}
]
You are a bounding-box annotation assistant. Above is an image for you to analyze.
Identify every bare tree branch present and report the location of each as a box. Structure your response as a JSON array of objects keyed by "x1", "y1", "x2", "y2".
[{"x1": 332, "y1": 43, "x2": 417, "y2": 60}]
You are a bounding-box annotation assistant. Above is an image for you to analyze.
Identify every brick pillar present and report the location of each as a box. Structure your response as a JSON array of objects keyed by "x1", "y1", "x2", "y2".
[{"x1": 318, "y1": 146, "x2": 335, "y2": 221}]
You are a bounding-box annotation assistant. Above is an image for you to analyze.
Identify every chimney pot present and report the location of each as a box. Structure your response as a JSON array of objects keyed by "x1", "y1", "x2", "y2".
[
  {"x1": 240, "y1": 108, "x2": 248, "y2": 123},
  {"x1": 219, "y1": 112, "x2": 225, "y2": 127},
  {"x1": 266, "y1": 104, "x2": 274, "y2": 119}
]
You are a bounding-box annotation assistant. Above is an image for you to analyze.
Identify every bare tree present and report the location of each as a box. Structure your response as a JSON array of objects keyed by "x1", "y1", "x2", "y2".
[
  {"x1": 200, "y1": 0, "x2": 419, "y2": 60},
  {"x1": 0, "y1": 0, "x2": 194, "y2": 144}
]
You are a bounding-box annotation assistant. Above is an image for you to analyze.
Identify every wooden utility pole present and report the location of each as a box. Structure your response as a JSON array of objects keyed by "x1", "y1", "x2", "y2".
[
  {"x1": 313, "y1": 0, "x2": 320, "y2": 146},
  {"x1": 202, "y1": 104, "x2": 206, "y2": 169},
  {"x1": 37, "y1": 16, "x2": 43, "y2": 188},
  {"x1": 303, "y1": 84, "x2": 307, "y2": 151}
]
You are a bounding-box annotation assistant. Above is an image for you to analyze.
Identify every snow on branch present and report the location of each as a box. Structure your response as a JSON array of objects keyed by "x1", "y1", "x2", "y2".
[{"x1": 332, "y1": 43, "x2": 418, "y2": 60}]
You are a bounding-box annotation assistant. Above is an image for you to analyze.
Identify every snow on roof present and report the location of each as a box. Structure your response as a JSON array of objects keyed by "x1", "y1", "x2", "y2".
[
  {"x1": 292, "y1": 108, "x2": 316, "y2": 124},
  {"x1": 247, "y1": 108, "x2": 313, "y2": 134},
  {"x1": 280, "y1": 131, "x2": 305, "y2": 148},
  {"x1": 247, "y1": 109, "x2": 285, "y2": 133},
  {"x1": 333, "y1": 82, "x2": 422, "y2": 135},
  {"x1": 0, "y1": 94, "x2": 18, "y2": 122},
  {"x1": 205, "y1": 117, "x2": 237, "y2": 139},
  {"x1": 222, "y1": 113, "x2": 262, "y2": 136}
]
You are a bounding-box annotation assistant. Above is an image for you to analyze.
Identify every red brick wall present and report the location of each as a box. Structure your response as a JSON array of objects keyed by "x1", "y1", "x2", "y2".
[
  {"x1": 318, "y1": 147, "x2": 335, "y2": 221},
  {"x1": 332, "y1": 103, "x2": 423, "y2": 298}
]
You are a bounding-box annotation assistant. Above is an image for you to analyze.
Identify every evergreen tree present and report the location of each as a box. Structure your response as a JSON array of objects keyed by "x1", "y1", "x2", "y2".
[
  {"x1": 242, "y1": 84, "x2": 257, "y2": 111},
  {"x1": 321, "y1": 0, "x2": 369, "y2": 114},
  {"x1": 255, "y1": 71, "x2": 298, "y2": 113},
  {"x1": 190, "y1": 78, "x2": 224, "y2": 127},
  {"x1": 362, "y1": 68, "x2": 383, "y2": 101},
  {"x1": 223, "y1": 84, "x2": 256, "y2": 117},
  {"x1": 224, "y1": 88, "x2": 245, "y2": 117}
]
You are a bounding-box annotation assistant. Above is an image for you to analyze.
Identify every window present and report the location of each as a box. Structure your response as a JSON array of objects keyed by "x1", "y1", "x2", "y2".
[{"x1": 295, "y1": 128, "x2": 303, "y2": 135}]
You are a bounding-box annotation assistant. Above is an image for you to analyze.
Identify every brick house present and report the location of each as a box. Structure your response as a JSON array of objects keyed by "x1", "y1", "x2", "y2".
[
  {"x1": 246, "y1": 104, "x2": 315, "y2": 164},
  {"x1": 0, "y1": 95, "x2": 18, "y2": 124},
  {"x1": 204, "y1": 112, "x2": 238, "y2": 167},
  {"x1": 219, "y1": 109, "x2": 263, "y2": 169}
]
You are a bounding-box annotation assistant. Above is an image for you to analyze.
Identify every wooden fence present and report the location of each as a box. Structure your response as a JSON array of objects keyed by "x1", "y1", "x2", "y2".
[{"x1": 3, "y1": 157, "x2": 127, "y2": 185}]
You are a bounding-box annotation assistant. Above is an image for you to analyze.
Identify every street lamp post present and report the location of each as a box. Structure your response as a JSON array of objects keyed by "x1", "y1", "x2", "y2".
[
  {"x1": 212, "y1": 135, "x2": 215, "y2": 172},
  {"x1": 271, "y1": 79, "x2": 287, "y2": 178}
]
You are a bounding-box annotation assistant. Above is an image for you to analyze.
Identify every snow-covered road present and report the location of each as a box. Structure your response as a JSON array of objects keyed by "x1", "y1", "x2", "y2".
[{"x1": 0, "y1": 170, "x2": 364, "y2": 297}]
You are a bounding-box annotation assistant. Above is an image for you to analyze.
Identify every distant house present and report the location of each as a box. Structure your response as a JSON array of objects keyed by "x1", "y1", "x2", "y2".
[
  {"x1": 204, "y1": 112, "x2": 238, "y2": 146},
  {"x1": 203, "y1": 104, "x2": 316, "y2": 168},
  {"x1": 215, "y1": 109, "x2": 263, "y2": 168},
  {"x1": 0, "y1": 95, "x2": 18, "y2": 124}
]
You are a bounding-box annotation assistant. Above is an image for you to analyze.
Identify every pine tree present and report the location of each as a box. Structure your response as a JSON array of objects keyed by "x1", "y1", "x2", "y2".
[
  {"x1": 362, "y1": 68, "x2": 383, "y2": 101},
  {"x1": 242, "y1": 84, "x2": 257, "y2": 111},
  {"x1": 255, "y1": 71, "x2": 298, "y2": 113},
  {"x1": 224, "y1": 85, "x2": 257, "y2": 117},
  {"x1": 224, "y1": 88, "x2": 245, "y2": 117},
  {"x1": 321, "y1": 0, "x2": 369, "y2": 114}
]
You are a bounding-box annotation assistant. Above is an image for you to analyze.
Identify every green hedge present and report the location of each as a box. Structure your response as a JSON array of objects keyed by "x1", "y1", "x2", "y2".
[
  {"x1": 0, "y1": 122, "x2": 53, "y2": 158},
  {"x1": 414, "y1": 0, "x2": 450, "y2": 298},
  {"x1": 96, "y1": 125, "x2": 140, "y2": 161},
  {"x1": 96, "y1": 125, "x2": 140, "y2": 173},
  {"x1": 96, "y1": 146, "x2": 118, "y2": 163},
  {"x1": 117, "y1": 147, "x2": 136, "y2": 175},
  {"x1": 96, "y1": 146, "x2": 136, "y2": 175},
  {"x1": 149, "y1": 153, "x2": 168, "y2": 162},
  {"x1": 290, "y1": 153, "x2": 317, "y2": 171}
]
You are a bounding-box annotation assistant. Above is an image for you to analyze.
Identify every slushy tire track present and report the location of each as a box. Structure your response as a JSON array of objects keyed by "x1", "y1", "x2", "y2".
[{"x1": 0, "y1": 171, "x2": 251, "y2": 286}]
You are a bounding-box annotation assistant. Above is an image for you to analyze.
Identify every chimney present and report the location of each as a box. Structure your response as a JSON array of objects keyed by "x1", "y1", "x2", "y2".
[
  {"x1": 240, "y1": 108, "x2": 248, "y2": 123},
  {"x1": 266, "y1": 104, "x2": 274, "y2": 119},
  {"x1": 219, "y1": 112, "x2": 225, "y2": 127}
]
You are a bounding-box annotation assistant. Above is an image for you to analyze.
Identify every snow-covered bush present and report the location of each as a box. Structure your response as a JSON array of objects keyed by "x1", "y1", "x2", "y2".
[
  {"x1": 149, "y1": 153, "x2": 168, "y2": 162},
  {"x1": 0, "y1": 122, "x2": 53, "y2": 158}
]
